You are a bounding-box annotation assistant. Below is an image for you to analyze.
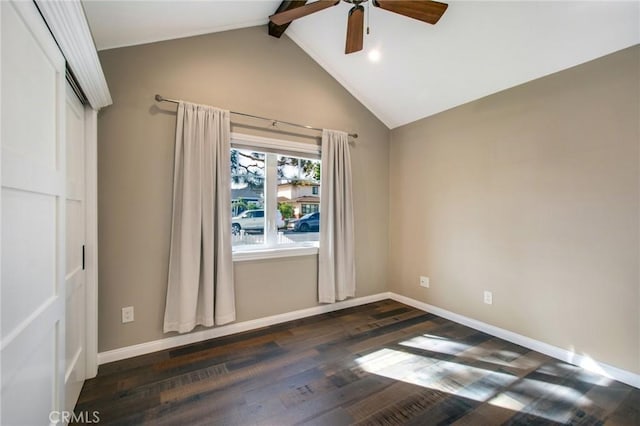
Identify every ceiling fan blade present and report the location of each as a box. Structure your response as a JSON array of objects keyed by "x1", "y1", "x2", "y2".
[
  {"x1": 345, "y1": 5, "x2": 364, "y2": 54},
  {"x1": 269, "y1": 1, "x2": 308, "y2": 38},
  {"x1": 269, "y1": 0, "x2": 340, "y2": 26},
  {"x1": 373, "y1": 0, "x2": 448, "y2": 25}
]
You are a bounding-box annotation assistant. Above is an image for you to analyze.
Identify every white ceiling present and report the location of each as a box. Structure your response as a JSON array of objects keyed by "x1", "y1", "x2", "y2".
[{"x1": 82, "y1": 0, "x2": 639, "y2": 129}]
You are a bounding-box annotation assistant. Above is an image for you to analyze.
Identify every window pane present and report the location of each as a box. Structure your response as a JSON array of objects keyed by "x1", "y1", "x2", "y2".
[
  {"x1": 277, "y1": 155, "x2": 321, "y2": 244},
  {"x1": 231, "y1": 148, "x2": 265, "y2": 247}
]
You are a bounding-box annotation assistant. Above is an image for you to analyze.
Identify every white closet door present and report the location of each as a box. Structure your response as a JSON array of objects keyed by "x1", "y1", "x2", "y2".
[
  {"x1": 1, "y1": 1, "x2": 67, "y2": 424},
  {"x1": 64, "y1": 83, "x2": 86, "y2": 415}
]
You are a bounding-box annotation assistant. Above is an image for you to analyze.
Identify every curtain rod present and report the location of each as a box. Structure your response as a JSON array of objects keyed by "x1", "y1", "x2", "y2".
[{"x1": 155, "y1": 94, "x2": 358, "y2": 139}]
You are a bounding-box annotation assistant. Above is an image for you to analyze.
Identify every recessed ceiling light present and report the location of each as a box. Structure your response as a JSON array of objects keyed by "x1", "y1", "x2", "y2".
[{"x1": 368, "y1": 49, "x2": 381, "y2": 62}]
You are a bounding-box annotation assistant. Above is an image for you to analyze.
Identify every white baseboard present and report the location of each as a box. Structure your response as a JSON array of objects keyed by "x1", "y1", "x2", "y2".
[
  {"x1": 388, "y1": 292, "x2": 640, "y2": 389},
  {"x1": 98, "y1": 291, "x2": 639, "y2": 389},
  {"x1": 97, "y1": 292, "x2": 392, "y2": 365}
]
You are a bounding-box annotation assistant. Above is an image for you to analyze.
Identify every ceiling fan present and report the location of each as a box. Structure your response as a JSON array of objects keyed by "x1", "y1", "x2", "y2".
[{"x1": 269, "y1": 0, "x2": 448, "y2": 54}]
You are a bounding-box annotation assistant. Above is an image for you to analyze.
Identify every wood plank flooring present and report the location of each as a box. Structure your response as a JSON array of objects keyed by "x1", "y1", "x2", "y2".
[{"x1": 74, "y1": 300, "x2": 639, "y2": 425}]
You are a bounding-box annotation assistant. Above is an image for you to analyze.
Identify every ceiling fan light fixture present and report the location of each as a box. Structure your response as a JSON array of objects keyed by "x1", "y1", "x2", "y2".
[
  {"x1": 268, "y1": 0, "x2": 448, "y2": 54},
  {"x1": 368, "y1": 48, "x2": 381, "y2": 62}
]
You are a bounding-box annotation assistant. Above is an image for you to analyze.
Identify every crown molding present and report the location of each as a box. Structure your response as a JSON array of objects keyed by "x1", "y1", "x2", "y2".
[{"x1": 35, "y1": 0, "x2": 112, "y2": 110}]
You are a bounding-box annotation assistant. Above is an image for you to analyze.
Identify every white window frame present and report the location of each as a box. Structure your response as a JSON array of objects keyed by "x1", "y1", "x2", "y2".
[{"x1": 231, "y1": 133, "x2": 321, "y2": 261}]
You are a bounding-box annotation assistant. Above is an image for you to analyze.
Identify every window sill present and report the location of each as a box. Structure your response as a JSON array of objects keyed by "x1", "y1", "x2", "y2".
[{"x1": 232, "y1": 244, "x2": 319, "y2": 262}]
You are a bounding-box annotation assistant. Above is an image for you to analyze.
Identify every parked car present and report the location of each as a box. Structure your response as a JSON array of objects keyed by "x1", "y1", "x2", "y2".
[
  {"x1": 293, "y1": 212, "x2": 320, "y2": 232},
  {"x1": 231, "y1": 209, "x2": 284, "y2": 234}
]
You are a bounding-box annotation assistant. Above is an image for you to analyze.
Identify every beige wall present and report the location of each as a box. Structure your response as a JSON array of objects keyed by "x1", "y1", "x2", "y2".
[
  {"x1": 390, "y1": 46, "x2": 640, "y2": 373},
  {"x1": 97, "y1": 26, "x2": 390, "y2": 352},
  {"x1": 97, "y1": 24, "x2": 638, "y2": 375}
]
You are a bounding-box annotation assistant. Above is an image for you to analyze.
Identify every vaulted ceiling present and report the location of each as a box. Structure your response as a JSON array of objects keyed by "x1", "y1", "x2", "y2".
[{"x1": 82, "y1": 0, "x2": 639, "y2": 128}]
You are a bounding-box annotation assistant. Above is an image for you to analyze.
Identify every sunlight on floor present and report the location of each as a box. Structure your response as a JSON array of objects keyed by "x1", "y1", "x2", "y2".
[
  {"x1": 355, "y1": 347, "x2": 518, "y2": 402},
  {"x1": 538, "y1": 361, "x2": 613, "y2": 386},
  {"x1": 355, "y1": 333, "x2": 602, "y2": 424},
  {"x1": 488, "y1": 376, "x2": 593, "y2": 423},
  {"x1": 577, "y1": 355, "x2": 614, "y2": 383},
  {"x1": 399, "y1": 334, "x2": 471, "y2": 355}
]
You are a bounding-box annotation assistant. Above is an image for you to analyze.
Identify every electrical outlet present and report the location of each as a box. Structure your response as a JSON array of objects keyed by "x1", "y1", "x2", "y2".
[
  {"x1": 122, "y1": 306, "x2": 134, "y2": 323},
  {"x1": 483, "y1": 291, "x2": 493, "y2": 305},
  {"x1": 420, "y1": 276, "x2": 430, "y2": 288}
]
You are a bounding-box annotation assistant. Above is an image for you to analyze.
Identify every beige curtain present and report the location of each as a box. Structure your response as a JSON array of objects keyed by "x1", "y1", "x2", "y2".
[
  {"x1": 318, "y1": 129, "x2": 356, "y2": 303},
  {"x1": 164, "y1": 101, "x2": 235, "y2": 333}
]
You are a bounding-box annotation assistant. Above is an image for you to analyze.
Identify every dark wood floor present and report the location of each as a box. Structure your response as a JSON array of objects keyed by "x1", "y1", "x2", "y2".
[{"x1": 74, "y1": 300, "x2": 639, "y2": 425}]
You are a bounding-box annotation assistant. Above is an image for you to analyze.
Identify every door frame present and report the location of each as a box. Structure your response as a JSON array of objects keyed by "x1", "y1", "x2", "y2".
[
  {"x1": 31, "y1": 0, "x2": 112, "y2": 381},
  {"x1": 84, "y1": 108, "x2": 99, "y2": 378}
]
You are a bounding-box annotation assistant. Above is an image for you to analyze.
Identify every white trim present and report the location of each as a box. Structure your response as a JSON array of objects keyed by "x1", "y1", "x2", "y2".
[
  {"x1": 230, "y1": 132, "x2": 321, "y2": 259},
  {"x1": 97, "y1": 290, "x2": 639, "y2": 389},
  {"x1": 388, "y1": 293, "x2": 640, "y2": 389},
  {"x1": 0, "y1": 1, "x2": 3, "y2": 419},
  {"x1": 264, "y1": 153, "x2": 278, "y2": 246},
  {"x1": 35, "y1": 0, "x2": 112, "y2": 109},
  {"x1": 231, "y1": 132, "x2": 320, "y2": 156},
  {"x1": 233, "y1": 245, "x2": 318, "y2": 262},
  {"x1": 84, "y1": 108, "x2": 99, "y2": 378},
  {"x1": 97, "y1": 292, "x2": 391, "y2": 365}
]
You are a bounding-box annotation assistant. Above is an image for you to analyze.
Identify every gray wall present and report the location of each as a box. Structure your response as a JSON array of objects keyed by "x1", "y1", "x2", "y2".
[
  {"x1": 97, "y1": 26, "x2": 390, "y2": 352},
  {"x1": 389, "y1": 46, "x2": 639, "y2": 374}
]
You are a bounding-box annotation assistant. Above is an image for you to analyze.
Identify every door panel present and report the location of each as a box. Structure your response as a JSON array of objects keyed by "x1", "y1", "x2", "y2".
[
  {"x1": 1, "y1": 5, "x2": 57, "y2": 171},
  {"x1": 64, "y1": 82, "x2": 86, "y2": 414},
  {"x1": 1, "y1": 189, "x2": 57, "y2": 334},
  {"x1": 1, "y1": 1, "x2": 66, "y2": 424},
  {"x1": 2, "y1": 330, "x2": 58, "y2": 425}
]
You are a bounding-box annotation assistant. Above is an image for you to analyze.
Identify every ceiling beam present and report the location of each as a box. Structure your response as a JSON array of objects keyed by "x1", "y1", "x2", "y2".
[{"x1": 268, "y1": 0, "x2": 308, "y2": 38}]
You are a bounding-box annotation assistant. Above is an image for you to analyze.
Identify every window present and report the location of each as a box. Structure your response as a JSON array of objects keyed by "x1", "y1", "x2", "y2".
[
  {"x1": 230, "y1": 134, "x2": 321, "y2": 259},
  {"x1": 230, "y1": 148, "x2": 265, "y2": 246},
  {"x1": 301, "y1": 204, "x2": 319, "y2": 215}
]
